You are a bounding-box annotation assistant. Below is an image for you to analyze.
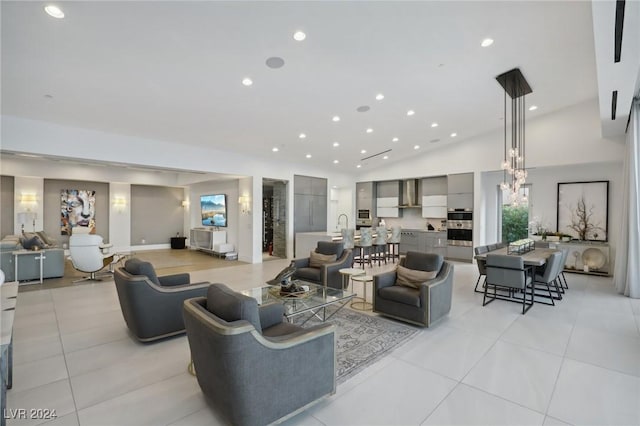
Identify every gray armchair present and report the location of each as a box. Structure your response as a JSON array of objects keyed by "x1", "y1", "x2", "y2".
[
  {"x1": 183, "y1": 284, "x2": 335, "y2": 426},
  {"x1": 373, "y1": 252, "x2": 454, "y2": 327},
  {"x1": 291, "y1": 241, "x2": 353, "y2": 289},
  {"x1": 113, "y1": 258, "x2": 210, "y2": 342}
]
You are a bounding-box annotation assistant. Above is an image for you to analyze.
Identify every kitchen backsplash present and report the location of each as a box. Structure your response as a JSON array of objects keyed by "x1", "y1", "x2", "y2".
[{"x1": 381, "y1": 208, "x2": 447, "y2": 230}]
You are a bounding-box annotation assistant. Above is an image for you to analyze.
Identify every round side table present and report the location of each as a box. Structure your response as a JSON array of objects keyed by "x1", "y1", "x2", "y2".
[
  {"x1": 339, "y1": 268, "x2": 366, "y2": 291},
  {"x1": 350, "y1": 274, "x2": 373, "y2": 311}
]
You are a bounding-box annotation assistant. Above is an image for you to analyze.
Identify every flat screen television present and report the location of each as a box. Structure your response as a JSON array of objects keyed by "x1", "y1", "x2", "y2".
[{"x1": 200, "y1": 194, "x2": 227, "y2": 227}]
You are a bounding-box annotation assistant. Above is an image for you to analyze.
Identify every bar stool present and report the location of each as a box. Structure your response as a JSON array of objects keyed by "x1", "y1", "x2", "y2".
[
  {"x1": 341, "y1": 228, "x2": 355, "y2": 266},
  {"x1": 354, "y1": 227, "x2": 373, "y2": 269},
  {"x1": 372, "y1": 226, "x2": 388, "y2": 266},
  {"x1": 386, "y1": 226, "x2": 401, "y2": 263}
]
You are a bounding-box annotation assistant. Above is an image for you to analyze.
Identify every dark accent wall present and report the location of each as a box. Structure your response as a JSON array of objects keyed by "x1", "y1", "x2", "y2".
[
  {"x1": 44, "y1": 179, "x2": 110, "y2": 245},
  {"x1": 131, "y1": 185, "x2": 184, "y2": 245},
  {"x1": 1, "y1": 175, "x2": 15, "y2": 237}
]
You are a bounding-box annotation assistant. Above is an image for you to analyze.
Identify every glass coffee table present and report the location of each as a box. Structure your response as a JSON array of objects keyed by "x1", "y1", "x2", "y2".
[{"x1": 242, "y1": 281, "x2": 355, "y2": 325}]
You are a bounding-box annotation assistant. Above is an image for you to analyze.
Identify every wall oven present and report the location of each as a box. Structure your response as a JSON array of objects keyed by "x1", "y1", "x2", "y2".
[
  {"x1": 358, "y1": 209, "x2": 371, "y2": 219},
  {"x1": 447, "y1": 210, "x2": 473, "y2": 247}
]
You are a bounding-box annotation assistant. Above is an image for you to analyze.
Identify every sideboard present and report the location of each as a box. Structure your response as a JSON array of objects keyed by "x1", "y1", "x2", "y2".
[{"x1": 190, "y1": 228, "x2": 227, "y2": 255}]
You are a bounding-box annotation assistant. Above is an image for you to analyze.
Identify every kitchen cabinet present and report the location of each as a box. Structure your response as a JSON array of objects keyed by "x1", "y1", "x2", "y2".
[
  {"x1": 356, "y1": 181, "x2": 375, "y2": 210},
  {"x1": 294, "y1": 175, "x2": 327, "y2": 234},
  {"x1": 421, "y1": 195, "x2": 447, "y2": 218},
  {"x1": 447, "y1": 173, "x2": 473, "y2": 194},
  {"x1": 376, "y1": 180, "x2": 402, "y2": 218},
  {"x1": 399, "y1": 230, "x2": 419, "y2": 254},
  {"x1": 420, "y1": 232, "x2": 447, "y2": 257},
  {"x1": 447, "y1": 246, "x2": 473, "y2": 262},
  {"x1": 422, "y1": 176, "x2": 448, "y2": 196},
  {"x1": 447, "y1": 193, "x2": 474, "y2": 210}
]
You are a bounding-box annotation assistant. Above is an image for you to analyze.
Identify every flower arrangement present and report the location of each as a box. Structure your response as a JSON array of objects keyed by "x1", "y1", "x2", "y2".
[{"x1": 528, "y1": 217, "x2": 548, "y2": 238}]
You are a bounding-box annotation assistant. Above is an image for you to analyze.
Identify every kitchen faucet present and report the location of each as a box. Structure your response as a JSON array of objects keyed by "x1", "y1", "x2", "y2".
[{"x1": 337, "y1": 213, "x2": 348, "y2": 230}]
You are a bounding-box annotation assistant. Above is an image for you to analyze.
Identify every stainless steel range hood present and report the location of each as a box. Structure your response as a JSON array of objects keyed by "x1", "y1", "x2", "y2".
[{"x1": 398, "y1": 179, "x2": 421, "y2": 208}]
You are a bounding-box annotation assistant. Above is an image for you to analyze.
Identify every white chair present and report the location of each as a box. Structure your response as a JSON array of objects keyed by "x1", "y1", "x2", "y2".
[{"x1": 69, "y1": 234, "x2": 116, "y2": 282}]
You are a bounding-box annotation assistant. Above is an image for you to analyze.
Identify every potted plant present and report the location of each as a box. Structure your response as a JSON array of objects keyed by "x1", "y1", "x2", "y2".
[{"x1": 528, "y1": 218, "x2": 547, "y2": 241}]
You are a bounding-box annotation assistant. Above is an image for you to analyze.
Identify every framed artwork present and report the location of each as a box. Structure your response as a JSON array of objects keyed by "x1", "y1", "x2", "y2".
[
  {"x1": 557, "y1": 181, "x2": 608, "y2": 241},
  {"x1": 61, "y1": 189, "x2": 96, "y2": 235}
]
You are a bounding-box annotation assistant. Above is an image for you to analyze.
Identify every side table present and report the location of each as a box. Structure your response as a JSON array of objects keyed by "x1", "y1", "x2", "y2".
[
  {"x1": 339, "y1": 268, "x2": 365, "y2": 291},
  {"x1": 350, "y1": 275, "x2": 373, "y2": 311},
  {"x1": 171, "y1": 237, "x2": 187, "y2": 249},
  {"x1": 12, "y1": 250, "x2": 45, "y2": 285}
]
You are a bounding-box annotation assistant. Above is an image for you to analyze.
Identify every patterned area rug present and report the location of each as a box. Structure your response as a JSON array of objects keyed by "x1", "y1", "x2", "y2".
[{"x1": 295, "y1": 308, "x2": 420, "y2": 384}]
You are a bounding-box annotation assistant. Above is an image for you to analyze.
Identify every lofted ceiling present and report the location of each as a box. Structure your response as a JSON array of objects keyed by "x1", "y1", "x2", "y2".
[{"x1": 1, "y1": 1, "x2": 603, "y2": 173}]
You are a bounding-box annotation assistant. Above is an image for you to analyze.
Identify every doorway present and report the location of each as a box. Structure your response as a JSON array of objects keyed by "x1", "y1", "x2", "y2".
[{"x1": 262, "y1": 178, "x2": 288, "y2": 261}]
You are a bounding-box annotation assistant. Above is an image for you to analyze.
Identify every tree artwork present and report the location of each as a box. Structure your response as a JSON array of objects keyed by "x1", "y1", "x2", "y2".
[{"x1": 566, "y1": 196, "x2": 605, "y2": 240}]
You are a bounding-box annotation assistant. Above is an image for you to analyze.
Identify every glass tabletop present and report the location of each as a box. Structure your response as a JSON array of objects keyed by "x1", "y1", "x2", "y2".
[{"x1": 241, "y1": 280, "x2": 354, "y2": 318}]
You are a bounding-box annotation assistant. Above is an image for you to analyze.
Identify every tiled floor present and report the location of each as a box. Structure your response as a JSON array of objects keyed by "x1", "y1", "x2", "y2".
[{"x1": 6, "y1": 257, "x2": 640, "y2": 426}]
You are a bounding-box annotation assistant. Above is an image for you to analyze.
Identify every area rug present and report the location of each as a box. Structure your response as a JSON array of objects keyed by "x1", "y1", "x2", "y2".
[{"x1": 295, "y1": 308, "x2": 420, "y2": 384}]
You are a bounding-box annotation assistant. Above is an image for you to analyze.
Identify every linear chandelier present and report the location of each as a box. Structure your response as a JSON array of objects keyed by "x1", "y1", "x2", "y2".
[{"x1": 496, "y1": 68, "x2": 532, "y2": 206}]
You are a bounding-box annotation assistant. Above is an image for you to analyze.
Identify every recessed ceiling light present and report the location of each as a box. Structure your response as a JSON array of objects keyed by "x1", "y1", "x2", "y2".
[
  {"x1": 375, "y1": 93, "x2": 384, "y2": 100},
  {"x1": 306, "y1": 154, "x2": 312, "y2": 158},
  {"x1": 265, "y1": 57, "x2": 285, "y2": 69},
  {"x1": 529, "y1": 105, "x2": 538, "y2": 111},
  {"x1": 332, "y1": 186, "x2": 337, "y2": 189},
  {"x1": 44, "y1": 5, "x2": 64, "y2": 18},
  {"x1": 333, "y1": 142, "x2": 340, "y2": 147},
  {"x1": 272, "y1": 147, "x2": 279, "y2": 152},
  {"x1": 430, "y1": 139, "x2": 441, "y2": 143},
  {"x1": 333, "y1": 160, "x2": 339, "y2": 164},
  {"x1": 293, "y1": 31, "x2": 306, "y2": 41},
  {"x1": 356, "y1": 105, "x2": 370, "y2": 112},
  {"x1": 366, "y1": 128, "x2": 373, "y2": 133},
  {"x1": 392, "y1": 137, "x2": 399, "y2": 142},
  {"x1": 450, "y1": 133, "x2": 457, "y2": 137},
  {"x1": 481, "y1": 38, "x2": 494, "y2": 47},
  {"x1": 44, "y1": 94, "x2": 53, "y2": 99},
  {"x1": 299, "y1": 133, "x2": 306, "y2": 139},
  {"x1": 431, "y1": 122, "x2": 438, "y2": 128},
  {"x1": 383, "y1": 155, "x2": 389, "y2": 160},
  {"x1": 414, "y1": 145, "x2": 420, "y2": 150},
  {"x1": 332, "y1": 116, "x2": 340, "y2": 122},
  {"x1": 361, "y1": 149, "x2": 367, "y2": 154},
  {"x1": 356, "y1": 164, "x2": 362, "y2": 168},
  {"x1": 242, "y1": 78, "x2": 253, "y2": 86},
  {"x1": 407, "y1": 110, "x2": 415, "y2": 116}
]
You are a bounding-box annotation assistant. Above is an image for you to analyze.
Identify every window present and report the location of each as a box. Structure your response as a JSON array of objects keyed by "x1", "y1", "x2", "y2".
[{"x1": 498, "y1": 185, "x2": 531, "y2": 243}]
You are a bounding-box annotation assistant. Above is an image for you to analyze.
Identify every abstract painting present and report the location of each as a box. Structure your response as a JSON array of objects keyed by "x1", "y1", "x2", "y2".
[{"x1": 61, "y1": 189, "x2": 96, "y2": 235}]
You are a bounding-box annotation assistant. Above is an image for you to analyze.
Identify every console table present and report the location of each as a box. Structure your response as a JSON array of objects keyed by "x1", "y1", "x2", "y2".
[
  {"x1": 190, "y1": 228, "x2": 227, "y2": 255},
  {"x1": 553, "y1": 241, "x2": 611, "y2": 276}
]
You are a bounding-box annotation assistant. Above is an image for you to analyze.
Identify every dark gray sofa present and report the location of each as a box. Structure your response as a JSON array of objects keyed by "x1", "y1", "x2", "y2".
[
  {"x1": 183, "y1": 283, "x2": 335, "y2": 426},
  {"x1": 373, "y1": 252, "x2": 454, "y2": 327},
  {"x1": 113, "y1": 258, "x2": 210, "y2": 342}
]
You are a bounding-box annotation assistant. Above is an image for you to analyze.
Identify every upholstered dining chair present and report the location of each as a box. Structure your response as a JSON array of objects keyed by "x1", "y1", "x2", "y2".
[
  {"x1": 484, "y1": 254, "x2": 534, "y2": 314},
  {"x1": 532, "y1": 251, "x2": 564, "y2": 304},
  {"x1": 68, "y1": 234, "x2": 116, "y2": 282},
  {"x1": 354, "y1": 227, "x2": 373, "y2": 268},
  {"x1": 183, "y1": 283, "x2": 335, "y2": 426},
  {"x1": 474, "y1": 245, "x2": 488, "y2": 293},
  {"x1": 372, "y1": 226, "x2": 388, "y2": 266},
  {"x1": 386, "y1": 226, "x2": 401, "y2": 263},
  {"x1": 341, "y1": 228, "x2": 355, "y2": 250}
]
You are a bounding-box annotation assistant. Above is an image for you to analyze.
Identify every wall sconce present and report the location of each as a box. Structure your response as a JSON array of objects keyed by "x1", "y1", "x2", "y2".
[
  {"x1": 17, "y1": 211, "x2": 37, "y2": 233},
  {"x1": 112, "y1": 197, "x2": 127, "y2": 213},
  {"x1": 181, "y1": 200, "x2": 190, "y2": 209},
  {"x1": 19, "y1": 193, "x2": 38, "y2": 211},
  {"x1": 238, "y1": 195, "x2": 251, "y2": 214}
]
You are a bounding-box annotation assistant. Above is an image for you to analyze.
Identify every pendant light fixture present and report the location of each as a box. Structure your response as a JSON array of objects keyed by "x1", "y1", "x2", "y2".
[{"x1": 496, "y1": 68, "x2": 532, "y2": 206}]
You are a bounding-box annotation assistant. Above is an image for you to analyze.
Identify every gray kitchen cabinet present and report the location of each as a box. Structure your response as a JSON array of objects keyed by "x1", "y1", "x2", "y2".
[
  {"x1": 447, "y1": 173, "x2": 473, "y2": 194},
  {"x1": 422, "y1": 176, "x2": 448, "y2": 196},
  {"x1": 447, "y1": 193, "x2": 474, "y2": 210},
  {"x1": 356, "y1": 181, "x2": 375, "y2": 213},
  {"x1": 447, "y1": 246, "x2": 473, "y2": 262},
  {"x1": 294, "y1": 175, "x2": 328, "y2": 233},
  {"x1": 399, "y1": 230, "x2": 419, "y2": 254},
  {"x1": 376, "y1": 180, "x2": 401, "y2": 197},
  {"x1": 419, "y1": 232, "x2": 447, "y2": 255},
  {"x1": 376, "y1": 180, "x2": 402, "y2": 218}
]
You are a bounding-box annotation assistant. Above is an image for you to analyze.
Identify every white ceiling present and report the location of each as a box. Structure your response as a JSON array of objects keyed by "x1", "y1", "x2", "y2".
[{"x1": 1, "y1": 1, "x2": 603, "y2": 173}]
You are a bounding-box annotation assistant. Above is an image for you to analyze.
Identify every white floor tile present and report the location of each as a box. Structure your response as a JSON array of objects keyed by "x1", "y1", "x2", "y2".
[
  {"x1": 12, "y1": 321, "x2": 60, "y2": 342},
  {"x1": 462, "y1": 341, "x2": 563, "y2": 412},
  {"x1": 575, "y1": 307, "x2": 640, "y2": 337},
  {"x1": 166, "y1": 406, "x2": 227, "y2": 426},
  {"x1": 12, "y1": 310, "x2": 58, "y2": 330},
  {"x1": 399, "y1": 326, "x2": 495, "y2": 380},
  {"x1": 311, "y1": 359, "x2": 456, "y2": 425},
  {"x1": 56, "y1": 309, "x2": 124, "y2": 336},
  {"x1": 6, "y1": 380, "x2": 76, "y2": 426},
  {"x1": 38, "y1": 414, "x2": 79, "y2": 426},
  {"x1": 580, "y1": 291, "x2": 633, "y2": 316},
  {"x1": 565, "y1": 326, "x2": 640, "y2": 377},
  {"x1": 500, "y1": 315, "x2": 573, "y2": 356},
  {"x1": 542, "y1": 416, "x2": 571, "y2": 426},
  {"x1": 13, "y1": 334, "x2": 64, "y2": 366},
  {"x1": 60, "y1": 322, "x2": 129, "y2": 353},
  {"x1": 422, "y1": 384, "x2": 545, "y2": 425},
  {"x1": 10, "y1": 355, "x2": 69, "y2": 394},
  {"x1": 64, "y1": 337, "x2": 145, "y2": 377},
  {"x1": 446, "y1": 306, "x2": 519, "y2": 340},
  {"x1": 547, "y1": 359, "x2": 640, "y2": 426},
  {"x1": 70, "y1": 337, "x2": 190, "y2": 409},
  {"x1": 630, "y1": 298, "x2": 640, "y2": 315},
  {"x1": 77, "y1": 373, "x2": 206, "y2": 426}
]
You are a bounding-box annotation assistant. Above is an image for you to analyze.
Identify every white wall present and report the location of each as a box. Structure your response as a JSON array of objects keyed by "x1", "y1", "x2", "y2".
[
  {"x1": 329, "y1": 187, "x2": 354, "y2": 231},
  {"x1": 109, "y1": 182, "x2": 131, "y2": 252},
  {"x1": 13, "y1": 176, "x2": 43, "y2": 234}
]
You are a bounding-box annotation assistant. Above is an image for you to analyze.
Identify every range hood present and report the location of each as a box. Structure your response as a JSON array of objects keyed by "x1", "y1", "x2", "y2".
[{"x1": 398, "y1": 179, "x2": 421, "y2": 208}]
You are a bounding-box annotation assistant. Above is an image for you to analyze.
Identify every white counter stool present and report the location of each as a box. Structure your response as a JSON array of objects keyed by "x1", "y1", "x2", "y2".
[
  {"x1": 341, "y1": 228, "x2": 355, "y2": 266},
  {"x1": 351, "y1": 274, "x2": 373, "y2": 311},
  {"x1": 354, "y1": 227, "x2": 373, "y2": 269},
  {"x1": 387, "y1": 226, "x2": 401, "y2": 263},
  {"x1": 339, "y1": 267, "x2": 365, "y2": 291},
  {"x1": 372, "y1": 226, "x2": 388, "y2": 266}
]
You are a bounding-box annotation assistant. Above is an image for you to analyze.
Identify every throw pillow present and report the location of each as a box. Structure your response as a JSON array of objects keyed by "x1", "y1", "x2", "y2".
[
  {"x1": 36, "y1": 231, "x2": 56, "y2": 247},
  {"x1": 309, "y1": 251, "x2": 337, "y2": 268},
  {"x1": 396, "y1": 264, "x2": 437, "y2": 289},
  {"x1": 21, "y1": 236, "x2": 44, "y2": 250}
]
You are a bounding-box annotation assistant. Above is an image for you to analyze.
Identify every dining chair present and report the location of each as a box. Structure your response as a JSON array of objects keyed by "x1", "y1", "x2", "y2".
[
  {"x1": 372, "y1": 226, "x2": 388, "y2": 266},
  {"x1": 487, "y1": 243, "x2": 498, "y2": 251},
  {"x1": 484, "y1": 254, "x2": 534, "y2": 314},
  {"x1": 532, "y1": 251, "x2": 564, "y2": 304},
  {"x1": 558, "y1": 247, "x2": 570, "y2": 289},
  {"x1": 386, "y1": 226, "x2": 401, "y2": 263},
  {"x1": 354, "y1": 227, "x2": 373, "y2": 269},
  {"x1": 473, "y1": 245, "x2": 488, "y2": 293}
]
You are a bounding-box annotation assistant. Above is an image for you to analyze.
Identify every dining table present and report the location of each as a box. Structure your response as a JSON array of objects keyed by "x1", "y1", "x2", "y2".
[{"x1": 474, "y1": 247, "x2": 561, "y2": 266}]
